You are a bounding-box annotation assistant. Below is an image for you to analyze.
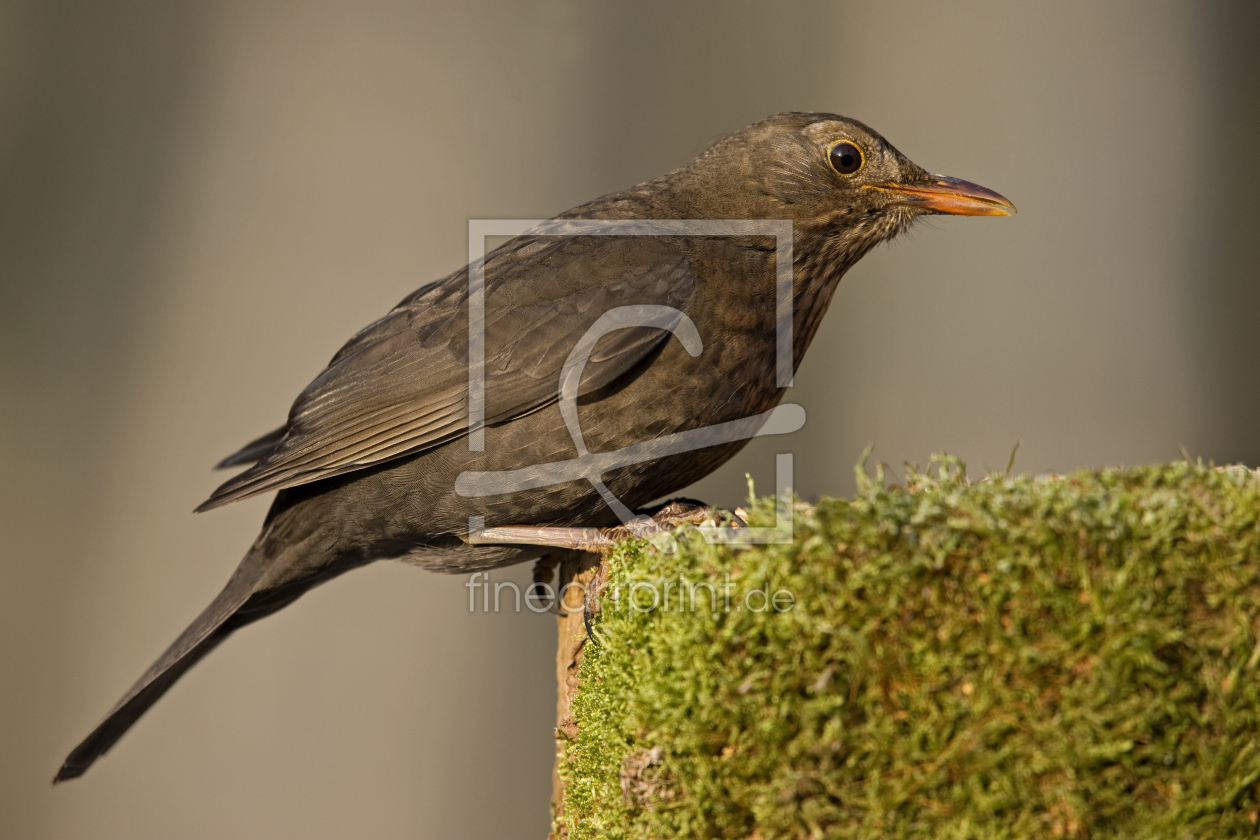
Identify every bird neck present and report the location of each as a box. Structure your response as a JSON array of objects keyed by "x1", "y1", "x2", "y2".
[{"x1": 789, "y1": 211, "x2": 914, "y2": 372}]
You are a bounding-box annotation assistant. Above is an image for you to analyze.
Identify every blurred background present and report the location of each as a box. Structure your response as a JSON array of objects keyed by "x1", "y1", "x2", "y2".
[{"x1": 1, "y1": 1, "x2": 1256, "y2": 837}]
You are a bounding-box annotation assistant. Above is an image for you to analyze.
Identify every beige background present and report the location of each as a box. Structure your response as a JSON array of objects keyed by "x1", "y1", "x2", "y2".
[{"x1": 2, "y1": 1, "x2": 1257, "y2": 837}]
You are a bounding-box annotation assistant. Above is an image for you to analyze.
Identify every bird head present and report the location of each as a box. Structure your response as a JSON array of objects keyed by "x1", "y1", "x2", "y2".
[{"x1": 676, "y1": 111, "x2": 1015, "y2": 273}]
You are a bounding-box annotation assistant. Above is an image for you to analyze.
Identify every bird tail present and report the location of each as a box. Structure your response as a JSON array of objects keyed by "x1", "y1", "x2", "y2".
[{"x1": 53, "y1": 541, "x2": 315, "y2": 783}]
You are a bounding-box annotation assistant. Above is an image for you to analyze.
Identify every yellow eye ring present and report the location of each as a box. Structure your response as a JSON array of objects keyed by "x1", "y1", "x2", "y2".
[{"x1": 828, "y1": 140, "x2": 864, "y2": 176}]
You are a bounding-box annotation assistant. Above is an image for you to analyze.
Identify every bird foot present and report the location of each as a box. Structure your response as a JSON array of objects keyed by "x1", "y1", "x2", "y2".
[{"x1": 469, "y1": 498, "x2": 744, "y2": 554}]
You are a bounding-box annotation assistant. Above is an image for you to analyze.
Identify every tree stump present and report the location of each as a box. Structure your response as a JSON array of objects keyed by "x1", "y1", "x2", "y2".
[
  {"x1": 543, "y1": 549, "x2": 604, "y2": 840},
  {"x1": 541, "y1": 461, "x2": 1260, "y2": 839}
]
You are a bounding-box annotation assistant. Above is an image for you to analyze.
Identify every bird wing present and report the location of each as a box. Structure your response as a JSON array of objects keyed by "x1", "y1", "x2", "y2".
[
  {"x1": 197, "y1": 235, "x2": 696, "y2": 511},
  {"x1": 213, "y1": 426, "x2": 287, "y2": 469}
]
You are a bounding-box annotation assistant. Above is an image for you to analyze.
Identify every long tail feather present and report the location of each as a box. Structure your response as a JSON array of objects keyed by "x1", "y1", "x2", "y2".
[{"x1": 53, "y1": 545, "x2": 313, "y2": 782}]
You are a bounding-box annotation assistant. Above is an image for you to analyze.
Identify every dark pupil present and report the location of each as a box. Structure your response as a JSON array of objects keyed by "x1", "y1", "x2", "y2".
[{"x1": 831, "y1": 142, "x2": 860, "y2": 174}]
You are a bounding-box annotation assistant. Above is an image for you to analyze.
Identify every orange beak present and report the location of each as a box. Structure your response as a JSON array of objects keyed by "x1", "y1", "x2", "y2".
[{"x1": 866, "y1": 175, "x2": 1016, "y2": 217}]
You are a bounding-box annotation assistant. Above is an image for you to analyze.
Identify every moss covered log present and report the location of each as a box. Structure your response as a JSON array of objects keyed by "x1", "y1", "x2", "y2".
[{"x1": 554, "y1": 458, "x2": 1260, "y2": 839}]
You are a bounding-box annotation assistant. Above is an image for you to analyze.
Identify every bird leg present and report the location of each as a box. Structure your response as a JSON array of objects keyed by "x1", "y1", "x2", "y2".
[{"x1": 469, "y1": 498, "x2": 740, "y2": 554}]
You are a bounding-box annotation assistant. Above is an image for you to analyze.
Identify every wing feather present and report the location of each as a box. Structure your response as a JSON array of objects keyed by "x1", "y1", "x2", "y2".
[{"x1": 198, "y1": 236, "x2": 695, "y2": 511}]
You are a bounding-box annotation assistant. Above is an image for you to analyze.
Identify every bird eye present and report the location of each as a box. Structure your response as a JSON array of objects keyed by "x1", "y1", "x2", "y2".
[{"x1": 828, "y1": 140, "x2": 864, "y2": 176}]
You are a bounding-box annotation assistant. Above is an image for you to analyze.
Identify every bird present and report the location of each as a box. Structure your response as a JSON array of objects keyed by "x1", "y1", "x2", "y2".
[{"x1": 55, "y1": 111, "x2": 1014, "y2": 782}]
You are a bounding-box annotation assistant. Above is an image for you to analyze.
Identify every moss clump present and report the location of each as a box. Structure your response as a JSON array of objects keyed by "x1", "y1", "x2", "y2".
[{"x1": 558, "y1": 458, "x2": 1260, "y2": 839}]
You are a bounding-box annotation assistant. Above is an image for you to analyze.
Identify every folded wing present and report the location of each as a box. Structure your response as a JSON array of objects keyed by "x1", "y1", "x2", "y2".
[{"x1": 198, "y1": 236, "x2": 696, "y2": 511}]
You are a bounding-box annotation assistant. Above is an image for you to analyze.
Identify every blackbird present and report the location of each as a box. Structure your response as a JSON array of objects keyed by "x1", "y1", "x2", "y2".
[{"x1": 56, "y1": 112, "x2": 1014, "y2": 781}]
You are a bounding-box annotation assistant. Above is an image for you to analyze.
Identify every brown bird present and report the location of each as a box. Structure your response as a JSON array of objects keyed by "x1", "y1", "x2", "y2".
[{"x1": 56, "y1": 112, "x2": 1014, "y2": 782}]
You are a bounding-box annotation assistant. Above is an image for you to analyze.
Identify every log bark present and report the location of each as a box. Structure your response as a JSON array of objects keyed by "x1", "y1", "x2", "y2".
[
  {"x1": 538, "y1": 464, "x2": 1260, "y2": 838},
  {"x1": 543, "y1": 549, "x2": 604, "y2": 840}
]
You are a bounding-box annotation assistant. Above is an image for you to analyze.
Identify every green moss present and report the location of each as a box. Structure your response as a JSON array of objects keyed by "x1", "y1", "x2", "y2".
[{"x1": 559, "y1": 458, "x2": 1260, "y2": 839}]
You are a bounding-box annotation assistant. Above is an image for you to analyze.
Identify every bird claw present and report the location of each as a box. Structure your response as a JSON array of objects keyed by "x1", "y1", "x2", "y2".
[
  {"x1": 468, "y1": 498, "x2": 732, "y2": 554},
  {"x1": 582, "y1": 600, "x2": 600, "y2": 646}
]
